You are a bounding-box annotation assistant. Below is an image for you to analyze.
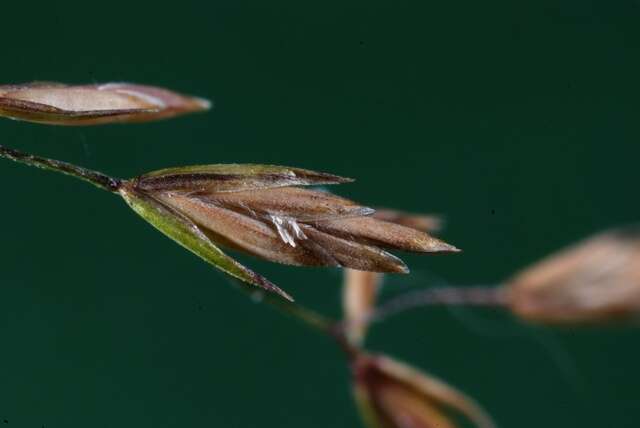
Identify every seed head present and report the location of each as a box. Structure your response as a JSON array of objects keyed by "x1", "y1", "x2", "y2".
[{"x1": 119, "y1": 164, "x2": 458, "y2": 300}]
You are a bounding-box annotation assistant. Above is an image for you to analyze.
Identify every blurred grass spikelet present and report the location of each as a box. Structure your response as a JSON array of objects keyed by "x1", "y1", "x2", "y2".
[
  {"x1": 0, "y1": 82, "x2": 210, "y2": 125},
  {"x1": 352, "y1": 353, "x2": 495, "y2": 428},
  {"x1": 344, "y1": 269, "x2": 383, "y2": 346},
  {"x1": 506, "y1": 225, "x2": 640, "y2": 324}
]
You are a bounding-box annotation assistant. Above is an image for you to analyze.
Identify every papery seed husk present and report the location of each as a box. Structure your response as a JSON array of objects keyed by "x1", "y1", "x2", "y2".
[
  {"x1": 506, "y1": 225, "x2": 640, "y2": 324},
  {"x1": 315, "y1": 216, "x2": 459, "y2": 253},
  {"x1": 0, "y1": 82, "x2": 210, "y2": 125},
  {"x1": 152, "y1": 192, "x2": 326, "y2": 267},
  {"x1": 199, "y1": 187, "x2": 374, "y2": 222},
  {"x1": 376, "y1": 382, "x2": 457, "y2": 428},
  {"x1": 136, "y1": 164, "x2": 352, "y2": 193},
  {"x1": 301, "y1": 226, "x2": 409, "y2": 273},
  {"x1": 353, "y1": 354, "x2": 495, "y2": 428},
  {"x1": 153, "y1": 191, "x2": 410, "y2": 273}
]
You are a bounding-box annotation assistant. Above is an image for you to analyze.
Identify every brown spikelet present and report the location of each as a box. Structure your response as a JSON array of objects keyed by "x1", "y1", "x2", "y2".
[
  {"x1": 506, "y1": 225, "x2": 640, "y2": 324},
  {"x1": 352, "y1": 353, "x2": 496, "y2": 428},
  {"x1": 0, "y1": 82, "x2": 210, "y2": 125},
  {"x1": 148, "y1": 187, "x2": 413, "y2": 273},
  {"x1": 119, "y1": 163, "x2": 461, "y2": 300},
  {"x1": 315, "y1": 216, "x2": 458, "y2": 254},
  {"x1": 121, "y1": 164, "x2": 460, "y2": 299},
  {"x1": 136, "y1": 164, "x2": 352, "y2": 193}
]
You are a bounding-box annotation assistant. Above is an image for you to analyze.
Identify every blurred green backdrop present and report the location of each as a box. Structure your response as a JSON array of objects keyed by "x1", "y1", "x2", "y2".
[{"x1": 1, "y1": 1, "x2": 638, "y2": 427}]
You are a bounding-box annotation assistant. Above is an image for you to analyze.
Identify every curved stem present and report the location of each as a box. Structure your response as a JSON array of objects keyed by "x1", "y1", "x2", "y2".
[
  {"x1": 340, "y1": 286, "x2": 509, "y2": 333},
  {"x1": 234, "y1": 279, "x2": 336, "y2": 333},
  {"x1": 268, "y1": 296, "x2": 359, "y2": 358},
  {"x1": 236, "y1": 281, "x2": 359, "y2": 359},
  {"x1": 0, "y1": 144, "x2": 121, "y2": 192},
  {"x1": 271, "y1": 297, "x2": 336, "y2": 333}
]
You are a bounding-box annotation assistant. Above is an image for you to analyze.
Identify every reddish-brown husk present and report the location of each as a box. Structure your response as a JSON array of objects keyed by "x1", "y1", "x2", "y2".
[
  {"x1": 0, "y1": 82, "x2": 210, "y2": 125},
  {"x1": 506, "y1": 226, "x2": 640, "y2": 324}
]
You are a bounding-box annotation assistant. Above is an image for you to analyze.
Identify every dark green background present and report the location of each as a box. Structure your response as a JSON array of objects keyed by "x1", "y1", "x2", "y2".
[{"x1": 1, "y1": 1, "x2": 638, "y2": 427}]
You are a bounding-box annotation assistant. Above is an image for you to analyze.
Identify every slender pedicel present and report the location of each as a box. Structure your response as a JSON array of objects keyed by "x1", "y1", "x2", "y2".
[
  {"x1": 0, "y1": 144, "x2": 120, "y2": 192},
  {"x1": 341, "y1": 285, "x2": 508, "y2": 333}
]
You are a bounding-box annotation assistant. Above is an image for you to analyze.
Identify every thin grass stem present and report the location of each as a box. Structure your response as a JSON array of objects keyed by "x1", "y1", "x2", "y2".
[
  {"x1": 339, "y1": 286, "x2": 508, "y2": 335},
  {"x1": 0, "y1": 144, "x2": 121, "y2": 192}
]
